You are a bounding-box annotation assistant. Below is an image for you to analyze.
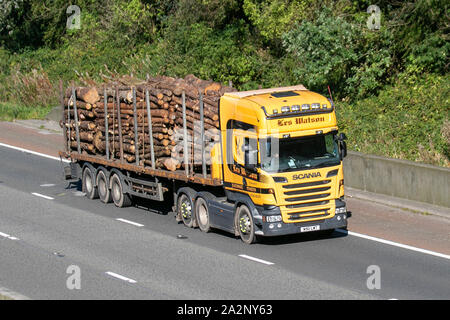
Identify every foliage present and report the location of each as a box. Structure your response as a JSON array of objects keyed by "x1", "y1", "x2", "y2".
[
  {"x1": 390, "y1": 0, "x2": 449, "y2": 74},
  {"x1": 242, "y1": 0, "x2": 308, "y2": 42},
  {"x1": 283, "y1": 8, "x2": 359, "y2": 96},
  {"x1": 0, "y1": 0, "x2": 448, "y2": 166},
  {"x1": 283, "y1": 7, "x2": 395, "y2": 99},
  {"x1": 337, "y1": 73, "x2": 450, "y2": 167}
]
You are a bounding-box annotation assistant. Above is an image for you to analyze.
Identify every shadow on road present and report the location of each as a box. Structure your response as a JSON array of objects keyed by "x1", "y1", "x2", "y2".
[
  {"x1": 63, "y1": 177, "x2": 350, "y2": 245},
  {"x1": 257, "y1": 229, "x2": 348, "y2": 246}
]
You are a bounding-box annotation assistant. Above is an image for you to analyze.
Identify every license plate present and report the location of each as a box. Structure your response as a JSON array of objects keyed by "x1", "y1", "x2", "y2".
[{"x1": 300, "y1": 225, "x2": 320, "y2": 232}]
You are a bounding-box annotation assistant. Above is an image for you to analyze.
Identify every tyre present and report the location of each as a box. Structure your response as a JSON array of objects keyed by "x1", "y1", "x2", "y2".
[
  {"x1": 96, "y1": 169, "x2": 111, "y2": 203},
  {"x1": 110, "y1": 174, "x2": 132, "y2": 208},
  {"x1": 82, "y1": 166, "x2": 98, "y2": 199},
  {"x1": 236, "y1": 205, "x2": 257, "y2": 244},
  {"x1": 195, "y1": 197, "x2": 211, "y2": 233},
  {"x1": 178, "y1": 192, "x2": 195, "y2": 228}
]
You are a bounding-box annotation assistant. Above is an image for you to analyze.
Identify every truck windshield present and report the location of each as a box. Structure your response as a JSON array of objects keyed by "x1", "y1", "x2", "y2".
[{"x1": 260, "y1": 133, "x2": 340, "y2": 173}]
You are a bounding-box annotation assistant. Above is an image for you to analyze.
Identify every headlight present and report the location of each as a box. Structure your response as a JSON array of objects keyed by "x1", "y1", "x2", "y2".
[
  {"x1": 265, "y1": 215, "x2": 282, "y2": 223},
  {"x1": 281, "y1": 106, "x2": 290, "y2": 113},
  {"x1": 335, "y1": 207, "x2": 346, "y2": 214}
]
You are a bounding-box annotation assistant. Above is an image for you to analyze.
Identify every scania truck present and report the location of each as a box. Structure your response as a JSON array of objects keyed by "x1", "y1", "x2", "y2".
[{"x1": 61, "y1": 84, "x2": 349, "y2": 244}]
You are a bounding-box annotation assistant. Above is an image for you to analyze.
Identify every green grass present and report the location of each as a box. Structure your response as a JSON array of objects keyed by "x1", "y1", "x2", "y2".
[{"x1": 0, "y1": 102, "x2": 53, "y2": 122}]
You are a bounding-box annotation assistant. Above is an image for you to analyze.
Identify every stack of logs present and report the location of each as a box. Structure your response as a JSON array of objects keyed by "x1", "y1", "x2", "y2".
[{"x1": 62, "y1": 74, "x2": 236, "y2": 172}]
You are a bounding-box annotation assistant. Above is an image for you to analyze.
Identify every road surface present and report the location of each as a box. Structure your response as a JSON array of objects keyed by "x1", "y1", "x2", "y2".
[{"x1": 0, "y1": 121, "x2": 449, "y2": 300}]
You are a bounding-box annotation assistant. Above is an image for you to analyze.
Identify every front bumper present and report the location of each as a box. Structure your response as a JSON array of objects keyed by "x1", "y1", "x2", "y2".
[{"x1": 253, "y1": 200, "x2": 348, "y2": 237}]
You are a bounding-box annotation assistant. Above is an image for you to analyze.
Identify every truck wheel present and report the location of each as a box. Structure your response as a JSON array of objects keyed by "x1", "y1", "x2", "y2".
[
  {"x1": 82, "y1": 166, "x2": 98, "y2": 199},
  {"x1": 237, "y1": 205, "x2": 257, "y2": 244},
  {"x1": 96, "y1": 170, "x2": 111, "y2": 203},
  {"x1": 195, "y1": 197, "x2": 211, "y2": 233},
  {"x1": 178, "y1": 193, "x2": 195, "y2": 228},
  {"x1": 110, "y1": 174, "x2": 132, "y2": 208}
]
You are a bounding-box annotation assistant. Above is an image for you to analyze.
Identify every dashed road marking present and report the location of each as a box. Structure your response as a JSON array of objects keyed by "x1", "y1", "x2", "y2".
[
  {"x1": 40, "y1": 183, "x2": 56, "y2": 187},
  {"x1": 116, "y1": 218, "x2": 144, "y2": 227},
  {"x1": 238, "y1": 254, "x2": 274, "y2": 265},
  {"x1": 0, "y1": 231, "x2": 20, "y2": 241},
  {"x1": 31, "y1": 192, "x2": 54, "y2": 200},
  {"x1": 105, "y1": 272, "x2": 137, "y2": 284}
]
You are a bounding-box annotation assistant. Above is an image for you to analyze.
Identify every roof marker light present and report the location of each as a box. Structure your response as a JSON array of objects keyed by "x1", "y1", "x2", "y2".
[{"x1": 291, "y1": 105, "x2": 300, "y2": 112}]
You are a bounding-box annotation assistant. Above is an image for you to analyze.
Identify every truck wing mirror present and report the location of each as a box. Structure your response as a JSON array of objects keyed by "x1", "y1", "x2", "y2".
[{"x1": 339, "y1": 140, "x2": 347, "y2": 159}]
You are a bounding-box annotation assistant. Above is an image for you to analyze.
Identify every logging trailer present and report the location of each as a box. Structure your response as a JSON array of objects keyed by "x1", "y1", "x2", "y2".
[{"x1": 60, "y1": 84, "x2": 349, "y2": 244}]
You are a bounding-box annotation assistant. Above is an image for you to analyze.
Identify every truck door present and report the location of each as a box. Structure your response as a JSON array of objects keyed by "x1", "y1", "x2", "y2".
[{"x1": 224, "y1": 120, "x2": 259, "y2": 186}]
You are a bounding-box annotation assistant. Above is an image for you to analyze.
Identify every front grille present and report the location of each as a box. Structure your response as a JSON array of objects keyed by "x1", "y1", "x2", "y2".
[
  {"x1": 287, "y1": 209, "x2": 330, "y2": 221},
  {"x1": 280, "y1": 178, "x2": 334, "y2": 223},
  {"x1": 284, "y1": 186, "x2": 330, "y2": 196},
  {"x1": 285, "y1": 193, "x2": 330, "y2": 202},
  {"x1": 282, "y1": 180, "x2": 331, "y2": 189},
  {"x1": 286, "y1": 200, "x2": 329, "y2": 209}
]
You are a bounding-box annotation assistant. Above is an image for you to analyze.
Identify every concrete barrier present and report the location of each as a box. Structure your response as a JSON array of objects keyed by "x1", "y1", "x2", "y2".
[{"x1": 343, "y1": 151, "x2": 450, "y2": 208}]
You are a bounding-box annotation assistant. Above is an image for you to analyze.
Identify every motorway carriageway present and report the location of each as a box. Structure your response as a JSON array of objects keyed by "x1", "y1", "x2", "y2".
[{"x1": 0, "y1": 143, "x2": 449, "y2": 300}]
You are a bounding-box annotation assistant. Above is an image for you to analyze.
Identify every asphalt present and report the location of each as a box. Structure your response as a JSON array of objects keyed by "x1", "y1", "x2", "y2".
[{"x1": 0, "y1": 144, "x2": 449, "y2": 300}]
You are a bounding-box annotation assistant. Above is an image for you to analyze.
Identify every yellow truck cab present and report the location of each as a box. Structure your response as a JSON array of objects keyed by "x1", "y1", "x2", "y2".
[{"x1": 209, "y1": 85, "x2": 349, "y2": 243}]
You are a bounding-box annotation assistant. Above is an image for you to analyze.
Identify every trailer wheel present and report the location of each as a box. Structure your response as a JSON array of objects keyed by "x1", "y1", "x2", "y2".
[
  {"x1": 110, "y1": 174, "x2": 132, "y2": 208},
  {"x1": 96, "y1": 170, "x2": 111, "y2": 203},
  {"x1": 177, "y1": 192, "x2": 195, "y2": 228},
  {"x1": 195, "y1": 197, "x2": 211, "y2": 233},
  {"x1": 82, "y1": 166, "x2": 98, "y2": 200},
  {"x1": 236, "y1": 205, "x2": 257, "y2": 244}
]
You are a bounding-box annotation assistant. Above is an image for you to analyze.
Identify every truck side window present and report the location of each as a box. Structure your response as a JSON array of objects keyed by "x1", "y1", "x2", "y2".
[
  {"x1": 244, "y1": 137, "x2": 258, "y2": 167},
  {"x1": 226, "y1": 120, "x2": 257, "y2": 170}
]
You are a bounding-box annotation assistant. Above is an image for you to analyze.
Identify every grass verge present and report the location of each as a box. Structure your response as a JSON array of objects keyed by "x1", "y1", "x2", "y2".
[
  {"x1": 0, "y1": 102, "x2": 53, "y2": 122},
  {"x1": 337, "y1": 73, "x2": 450, "y2": 167}
]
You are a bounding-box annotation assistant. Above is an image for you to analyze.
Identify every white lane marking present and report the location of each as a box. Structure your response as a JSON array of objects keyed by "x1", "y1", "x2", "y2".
[
  {"x1": 0, "y1": 286, "x2": 31, "y2": 300},
  {"x1": 0, "y1": 142, "x2": 69, "y2": 163},
  {"x1": 238, "y1": 254, "x2": 275, "y2": 265},
  {"x1": 115, "y1": 218, "x2": 144, "y2": 227},
  {"x1": 0, "y1": 231, "x2": 20, "y2": 241},
  {"x1": 31, "y1": 192, "x2": 54, "y2": 200},
  {"x1": 105, "y1": 272, "x2": 137, "y2": 284},
  {"x1": 40, "y1": 183, "x2": 56, "y2": 187},
  {"x1": 336, "y1": 229, "x2": 450, "y2": 260}
]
